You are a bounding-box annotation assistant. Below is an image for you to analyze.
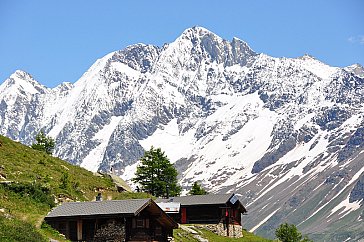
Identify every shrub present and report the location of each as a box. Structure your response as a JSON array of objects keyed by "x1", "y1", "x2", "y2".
[
  {"x1": 3, "y1": 182, "x2": 55, "y2": 208},
  {"x1": 0, "y1": 217, "x2": 47, "y2": 242},
  {"x1": 275, "y1": 223, "x2": 312, "y2": 242}
]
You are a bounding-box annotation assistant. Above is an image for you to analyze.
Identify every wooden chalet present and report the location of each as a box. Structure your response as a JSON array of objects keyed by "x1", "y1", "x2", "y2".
[
  {"x1": 44, "y1": 198, "x2": 177, "y2": 242},
  {"x1": 157, "y1": 193, "x2": 247, "y2": 225}
]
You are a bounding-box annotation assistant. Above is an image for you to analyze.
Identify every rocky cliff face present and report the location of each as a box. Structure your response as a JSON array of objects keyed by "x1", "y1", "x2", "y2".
[{"x1": 1, "y1": 26, "x2": 364, "y2": 241}]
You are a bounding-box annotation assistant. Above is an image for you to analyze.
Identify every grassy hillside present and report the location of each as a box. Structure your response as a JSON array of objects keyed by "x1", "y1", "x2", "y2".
[
  {"x1": 173, "y1": 226, "x2": 274, "y2": 242},
  {"x1": 0, "y1": 135, "x2": 149, "y2": 241}
]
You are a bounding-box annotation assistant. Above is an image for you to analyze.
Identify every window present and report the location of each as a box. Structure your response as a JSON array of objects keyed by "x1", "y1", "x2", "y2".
[
  {"x1": 134, "y1": 218, "x2": 149, "y2": 229},
  {"x1": 136, "y1": 218, "x2": 144, "y2": 228},
  {"x1": 155, "y1": 226, "x2": 162, "y2": 236}
]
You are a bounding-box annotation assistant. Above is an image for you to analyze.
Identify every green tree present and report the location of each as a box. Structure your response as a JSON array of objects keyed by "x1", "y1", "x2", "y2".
[
  {"x1": 132, "y1": 147, "x2": 181, "y2": 197},
  {"x1": 189, "y1": 182, "x2": 208, "y2": 195},
  {"x1": 31, "y1": 130, "x2": 55, "y2": 155},
  {"x1": 275, "y1": 223, "x2": 313, "y2": 242}
]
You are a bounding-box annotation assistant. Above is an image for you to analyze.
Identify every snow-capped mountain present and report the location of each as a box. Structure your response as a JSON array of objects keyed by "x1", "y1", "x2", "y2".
[{"x1": 1, "y1": 26, "x2": 364, "y2": 240}]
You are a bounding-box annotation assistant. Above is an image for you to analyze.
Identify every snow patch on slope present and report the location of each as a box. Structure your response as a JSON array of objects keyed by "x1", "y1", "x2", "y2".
[
  {"x1": 111, "y1": 62, "x2": 141, "y2": 78},
  {"x1": 302, "y1": 164, "x2": 364, "y2": 224},
  {"x1": 330, "y1": 195, "x2": 362, "y2": 219},
  {"x1": 249, "y1": 130, "x2": 330, "y2": 205},
  {"x1": 139, "y1": 92, "x2": 277, "y2": 190},
  {"x1": 120, "y1": 160, "x2": 141, "y2": 183},
  {"x1": 48, "y1": 53, "x2": 115, "y2": 138},
  {"x1": 80, "y1": 116, "x2": 123, "y2": 172},
  {"x1": 140, "y1": 119, "x2": 195, "y2": 163},
  {"x1": 249, "y1": 208, "x2": 279, "y2": 232}
]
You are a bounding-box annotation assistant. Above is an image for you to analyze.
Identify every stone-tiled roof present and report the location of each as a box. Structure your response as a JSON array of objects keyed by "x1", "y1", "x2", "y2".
[
  {"x1": 156, "y1": 193, "x2": 247, "y2": 213},
  {"x1": 156, "y1": 193, "x2": 234, "y2": 206},
  {"x1": 46, "y1": 199, "x2": 150, "y2": 218}
]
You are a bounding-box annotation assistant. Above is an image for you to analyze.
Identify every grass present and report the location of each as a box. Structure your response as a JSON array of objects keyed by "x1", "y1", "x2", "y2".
[
  {"x1": 0, "y1": 135, "x2": 149, "y2": 241},
  {"x1": 241, "y1": 230, "x2": 276, "y2": 242},
  {"x1": 173, "y1": 225, "x2": 274, "y2": 242},
  {"x1": 0, "y1": 216, "x2": 47, "y2": 242},
  {"x1": 173, "y1": 228, "x2": 200, "y2": 242},
  {"x1": 40, "y1": 222, "x2": 69, "y2": 241},
  {"x1": 0, "y1": 135, "x2": 117, "y2": 199},
  {"x1": 200, "y1": 228, "x2": 274, "y2": 242}
]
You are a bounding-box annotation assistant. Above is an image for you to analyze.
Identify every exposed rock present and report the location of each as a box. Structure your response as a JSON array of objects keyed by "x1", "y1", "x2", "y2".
[{"x1": 349, "y1": 173, "x2": 364, "y2": 203}]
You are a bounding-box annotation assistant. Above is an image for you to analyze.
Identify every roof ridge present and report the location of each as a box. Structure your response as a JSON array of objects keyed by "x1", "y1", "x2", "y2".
[
  {"x1": 60, "y1": 198, "x2": 151, "y2": 204},
  {"x1": 46, "y1": 198, "x2": 153, "y2": 218}
]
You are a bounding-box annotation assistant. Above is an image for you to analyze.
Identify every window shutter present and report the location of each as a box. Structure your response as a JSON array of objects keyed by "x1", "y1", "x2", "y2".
[
  {"x1": 132, "y1": 218, "x2": 136, "y2": 228},
  {"x1": 145, "y1": 218, "x2": 149, "y2": 229}
]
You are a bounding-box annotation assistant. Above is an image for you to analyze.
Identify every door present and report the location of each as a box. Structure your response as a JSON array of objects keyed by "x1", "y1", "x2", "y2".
[{"x1": 181, "y1": 207, "x2": 187, "y2": 224}]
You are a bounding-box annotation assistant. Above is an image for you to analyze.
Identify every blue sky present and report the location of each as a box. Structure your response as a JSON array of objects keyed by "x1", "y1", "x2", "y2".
[{"x1": 1, "y1": 0, "x2": 363, "y2": 88}]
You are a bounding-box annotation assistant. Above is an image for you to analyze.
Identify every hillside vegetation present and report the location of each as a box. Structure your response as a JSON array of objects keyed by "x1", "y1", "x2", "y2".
[
  {"x1": 0, "y1": 135, "x2": 149, "y2": 241},
  {"x1": 174, "y1": 225, "x2": 274, "y2": 242}
]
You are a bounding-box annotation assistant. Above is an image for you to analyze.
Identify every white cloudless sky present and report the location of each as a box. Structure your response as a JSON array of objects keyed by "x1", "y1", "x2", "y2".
[{"x1": 0, "y1": 0, "x2": 363, "y2": 87}]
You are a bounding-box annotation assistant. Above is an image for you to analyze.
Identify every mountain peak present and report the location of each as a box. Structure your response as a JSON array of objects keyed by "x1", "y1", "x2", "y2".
[
  {"x1": 4, "y1": 70, "x2": 47, "y2": 95},
  {"x1": 180, "y1": 27, "x2": 254, "y2": 50},
  {"x1": 52, "y1": 82, "x2": 74, "y2": 92},
  {"x1": 178, "y1": 26, "x2": 223, "y2": 43},
  {"x1": 298, "y1": 53, "x2": 316, "y2": 61},
  {"x1": 168, "y1": 26, "x2": 256, "y2": 67},
  {"x1": 182, "y1": 26, "x2": 213, "y2": 35},
  {"x1": 345, "y1": 63, "x2": 364, "y2": 77},
  {"x1": 11, "y1": 69, "x2": 33, "y2": 80}
]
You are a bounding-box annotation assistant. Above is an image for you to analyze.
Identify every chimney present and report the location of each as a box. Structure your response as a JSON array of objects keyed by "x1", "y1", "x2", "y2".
[{"x1": 96, "y1": 193, "x2": 102, "y2": 201}]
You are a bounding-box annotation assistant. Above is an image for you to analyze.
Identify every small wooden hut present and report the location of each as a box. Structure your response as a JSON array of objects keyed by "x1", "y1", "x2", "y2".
[{"x1": 45, "y1": 198, "x2": 177, "y2": 241}]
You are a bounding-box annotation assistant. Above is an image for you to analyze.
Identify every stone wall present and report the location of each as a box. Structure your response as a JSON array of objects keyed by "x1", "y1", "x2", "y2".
[{"x1": 93, "y1": 221, "x2": 125, "y2": 242}]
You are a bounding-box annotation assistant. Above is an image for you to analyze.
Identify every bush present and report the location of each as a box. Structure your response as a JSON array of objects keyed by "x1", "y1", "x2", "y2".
[
  {"x1": 275, "y1": 223, "x2": 312, "y2": 242},
  {"x1": 3, "y1": 182, "x2": 55, "y2": 208},
  {"x1": 59, "y1": 172, "x2": 70, "y2": 189},
  {"x1": 0, "y1": 217, "x2": 47, "y2": 242}
]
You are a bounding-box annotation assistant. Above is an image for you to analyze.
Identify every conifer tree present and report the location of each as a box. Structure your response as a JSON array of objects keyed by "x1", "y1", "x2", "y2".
[
  {"x1": 189, "y1": 182, "x2": 208, "y2": 195},
  {"x1": 31, "y1": 130, "x2": 55, "y2": 155},
  {"x1": 132, "y1": 147, "x2": 181, "y2": 197}
]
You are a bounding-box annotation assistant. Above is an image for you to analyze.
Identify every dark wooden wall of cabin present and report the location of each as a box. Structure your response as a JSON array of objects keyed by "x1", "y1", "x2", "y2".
[
  {"x1": 127, "y1": 211, "x2": 171, "y2": 241},
  {"x1": 184, "y1": 204, "x2": 221, "y2": 223},
  {"x1": 178, "y1": 204, "x2": 243, "y2": 226}
]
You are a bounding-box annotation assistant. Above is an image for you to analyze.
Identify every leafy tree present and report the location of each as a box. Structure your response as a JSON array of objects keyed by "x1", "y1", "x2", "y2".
[
  {"x1": 275, "y1": 223, "x2": 313, "y2": 242},
  {"x1": 132, "y1": 147, "x2": 181, "y2": 197},
  {"x1": 189, "y1": 182, "x2": 208, "y2": 195},
  {"x1": 31, "y1": 130, "x2": 55, "y2": 155}
]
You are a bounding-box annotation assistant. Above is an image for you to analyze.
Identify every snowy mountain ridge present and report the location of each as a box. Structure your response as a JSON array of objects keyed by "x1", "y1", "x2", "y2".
[{"x1": 1, "y1": 26, "x2": 364, "y2": 241}]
